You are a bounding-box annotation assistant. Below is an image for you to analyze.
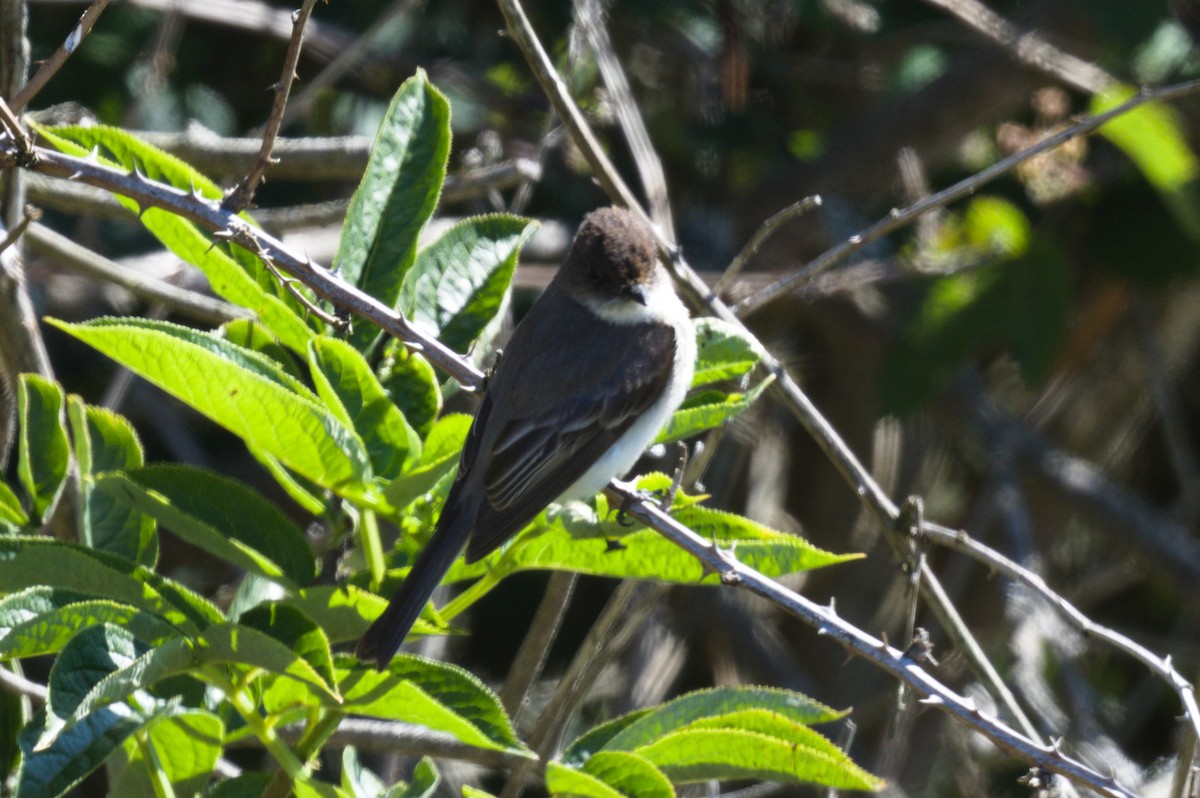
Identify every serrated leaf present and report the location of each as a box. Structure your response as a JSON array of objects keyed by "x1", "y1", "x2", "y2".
[
  {"x1": 37, "y1": 126, "x2": 316, "y2": 351},
  {"x1": 219, "y1": 319, "x2": 306, "y2": 380},
  {"x1": 239, "y1": 603, "x2": 335, "y2": 693},
  {"x1": 0, "y1": 591, "x2": 177, "y2": 661},
  {"x1": 399, "y1": 215, "x2": 537, "y2": 353},
  {"x1": 561, "y1": 709, "x2": 655, "y2": 767},
  {"x1": 584, "y1": 751, "x2": 674, "y2": 798},
  {"x1": 383, "y1": 413, "x2": 470, "y2": 510},
  {"x1": 285, "y1": 585, "x2": 439, "y2": 645},
  {"x1": 107, "y1": 708, "x2": 223, "y2": 798},
  {"x1": 337, "y1": 70, "x2": 451, "y2": 349},
  {"x1": 656, "y1": 377, "x2": 773, "y2": 444},
  {"x1": 67, "y1": 397, "x2": 156, "y2": 567},
  {"x1": 338, "y1": 655, "x2": 527, "y2": 755},
  {"x1": 0, "y1": 480, "x2": 29, "y2": 532},
  {"x1": 49, "y1": 318, "x2": 372, "y2": 496},
  {"x1": 634, "y1": 727, "x2": 882, "y2": 790},
  {"x1": 604, "y1": 687, "x2": 845, "y2": 752},
  {"x1": 379, "y1": 343, "x2": 441, "y2": 438},
  {"x1": 96, "y1": 464, "x2": 315, "y2": 589},
  {"x1": 16, "y1": 703, "x2": 153, "y2": 798},
  {"x1": 544, "y1": 762, "x2": 629, "y2": 798},
  {"x1": 309, "y1": 337, "x2": 421, "y2": 481},
  {"x1": 691, "y1": 317, "x2": 764, "y2": 387},
  {"x1": 0, "y1": 537, "x2": 217, "y2": 633},
  {"x1": 17, "y1": 374, "x2": 69, "y2": 524}
]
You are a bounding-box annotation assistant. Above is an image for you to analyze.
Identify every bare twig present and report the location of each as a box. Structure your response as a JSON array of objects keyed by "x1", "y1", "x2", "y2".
[
  {"x1": 495, "y1": 0, "x2": 643, "y2": 214},
  {"x1": 225, "y1": 0, "x2": 321, "y2": 212},
  {"x1": 713, "y1": 196, "x2": 822, "y2": 297},
  {"x1": 10, "y1": 0, "x2": 110, "y2": 111},
  {"x1": 499, "y1": 571, "x2": 578, "y2": 720},
  {"x1": 25, "y1": 222, "x2": 245, "y2": 325},
  {"x1": 0, "y1": 94, "x2": 35, "y2": 160},
  {"x1": 279, "y1": 0, "x2": 424, "y2": 130},
  {"x1": 500, "y1": 580, "x2": 666, "y2": 798},
  {"x1": 0, "y1": 203, "x2": 37, "y2": 254},
  {"x1": 604, "y1": 481, "x2": 1135, "y2": 798},
  {"x1": 733, "y1": 79, "x2": 1200, "y2": 317},
  {"x1": 0, "y1": 664, "x2": 47, "y2": 703},
  {"x1": 574, "y1": 0, "x2": 674, "y2": 236},
  {"x1": 920, "y1": 0, "x2": 1115, "y2": 94}
]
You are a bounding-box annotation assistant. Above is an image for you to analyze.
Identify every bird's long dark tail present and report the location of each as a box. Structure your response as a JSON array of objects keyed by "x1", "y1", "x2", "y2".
[{"x1": 355, "y1": 502, "x2": 471, "y2": 670}]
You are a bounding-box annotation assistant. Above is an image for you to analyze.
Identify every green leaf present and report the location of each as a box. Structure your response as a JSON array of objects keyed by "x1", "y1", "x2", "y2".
[
  {"x1": 385, "y1": 757, "x2": 440, "y2": 798},
  {"x1": 962, "y1": 196, "x2": 1030, "y2": 259},
  {"x1": 604, "y1": 687, "x2": 845, "y2": 752},
  {"x1": 17, "y1": 374, "x2": 69, "y2": 524},
  {"x1": 561, "y1": 710, "x2": 655, "y2": 767},
  {"x1": 285, "y1": 586, "x2": 382, "y2": 645},
  {"x1": 634, "y1": 727, "x2": 882, "y2": 790},
  {"x1": 544, "y1": 762, "x2": 630, "y2": 798},
  {"x1": 49, "y1": 318, "x2": 372, "y2": 496},
  {"x1": 0, "y1": 537, "x2": 218, "y2": 633},
  {"x1": 379, "y1": 343, "x2": 441, "y2": 438},
  {"x1": 199, "y1": 623, "x2": 340, "y2": 703},
  {"x1": 1093, "y1": 84, "x2": 1199, "y2": 194},
  {"x1": 656, "y1": 377, "x2": 773, "y2": 444},
  {"x1": 0, "y1": 480, "x2": 29, "y2": 532},
  {"x1": 581, "y1": 751, "x2": 674, "y2": 798},
  {"x1": 337, "y1": 70, "x2": 451, "y2": 349},
  {"x1": 0, "y1": 590, "x2": 178, "y2": 660},
  {"x1": 691, "y1": 317, "x2": 764, "y2": 387},
  {"x1": 218, "y1": 318, "x2": 307, "y2": 381},
  {"x1": 383, "y1": 413, "x2": 470, "y2": 510},
  {"x1": 399, "y1": 215, "x2": 538, "y2": 353},
  {"x1": 239, "y1": 603, "x2": 335, "y2": 693},
  {"x1": 338, "y1": 656, "x2": 528, "y2": 755},
  {"x1": 67, "y1": 397, "x2": 156, "y2": 567},
  {"x1": 96, "y1": 465, "x2": 315, "y2": 589},
  {"x1": 309, "y1": 337, "x2": 422, "y2": 481},
  {"x1": 36, "y1": 125, "x2": 314, "y2": 351},
  {"x1": 16, "y1": 704, "x2": 154, "y2": 798},
  {"x1": 107, "y1": 708, "x2": 223, "y2": 798}
]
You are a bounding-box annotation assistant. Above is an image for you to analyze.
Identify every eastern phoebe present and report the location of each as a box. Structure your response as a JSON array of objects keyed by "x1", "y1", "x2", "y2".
[{"x1": 357, "y1": 206, "x2": 695, "y2": 669}]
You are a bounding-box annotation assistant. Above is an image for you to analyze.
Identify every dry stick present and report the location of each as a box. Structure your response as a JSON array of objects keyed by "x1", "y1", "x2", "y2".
[
  {"x1": 499, "y1": 571, "x2": 578, "y2": 720},
  {"x1": 26, "y1": 222, "x2": 246, "y2": 325},
  {"x1": 500, "y1": 581, "x2": 667, "y2": 798},
  {"x1": 573, "y1": 0, "x2": 673, "y2": 237},
  {"x1": 225, "y1": 0, "x2": 321, "y2": 212},
  {"x1": 11, "y1": 143, "x2": 484, "y2": 389},
  {"x1": 713, "y1": 196, "x2": 822, "y2": 297},
  {"x1": 279, "y1": 0, "x2": 424, "y2": 130},
  {"x1": 920, "y1": 0, "x2": 1114, "y2": 94},
  {"x1": 492, "y1": 0, "x2": 1191, "y2": 781},
  {"x1": 10, "y1": 0, "x2": 111, "y2": 111},
  {"x1": 733, "y1": 78, "x2": 1200, "y2": 317},
  {"x1": 603, "y1": 481, "x2": 1133, "y2": 798},
  {"x1": 0, "y1": 203, "x2": 37, "y2": 255},
  {"x1": 497, "y1": 0, "x2": 642, "y2": 214}
]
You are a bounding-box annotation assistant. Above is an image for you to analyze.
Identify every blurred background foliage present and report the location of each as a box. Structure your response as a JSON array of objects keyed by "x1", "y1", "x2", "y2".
[{"x1": 12, "y1": 0, "x2": 1200, "y2": 794}]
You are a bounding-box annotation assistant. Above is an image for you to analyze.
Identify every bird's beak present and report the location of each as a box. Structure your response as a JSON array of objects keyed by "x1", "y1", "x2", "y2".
[{"x1": 625, "y1": 283, "x2": 649, "y2": 306}]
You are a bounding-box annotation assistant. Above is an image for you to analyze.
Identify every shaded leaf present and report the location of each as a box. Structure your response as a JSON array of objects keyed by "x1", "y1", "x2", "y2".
[{"x1": 17, "y1": 375, "x2": 69, "y2": 524}]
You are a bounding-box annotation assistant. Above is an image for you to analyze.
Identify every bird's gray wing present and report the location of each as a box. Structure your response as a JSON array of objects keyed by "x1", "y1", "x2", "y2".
[{"x1": 463, "y1": 320, "x2": 677, "y2": 562}]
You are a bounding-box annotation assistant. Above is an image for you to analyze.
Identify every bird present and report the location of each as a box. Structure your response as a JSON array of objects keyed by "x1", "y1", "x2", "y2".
[{"x1": 356, "y1": 206, "x2": 695, "y2": 669}]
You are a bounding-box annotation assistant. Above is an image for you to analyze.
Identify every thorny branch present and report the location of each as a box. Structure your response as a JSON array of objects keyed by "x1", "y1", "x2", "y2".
[
  {"x1": 224, "y1": 0, "x2": 321, "y2": 211},
  {"x1": 4, "y1": 20, "x2": 1200, "y2": 794}
]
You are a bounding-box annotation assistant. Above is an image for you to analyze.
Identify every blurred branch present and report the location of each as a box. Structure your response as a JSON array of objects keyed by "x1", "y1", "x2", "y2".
[
  {"x1": 573, "y1": 0, "x2": 674, "y2": 236},
  {"x1": 224, "y1": 0, "x2": 320, "y2": 212},
  {"x1": 25, "y1": 222, "x2": 247, "y2": 325},
  {"x1": 733, "y1": 78, "x2": 1200, "y2": 317},
  {"x1": 921, "y1": 0, "x2": 1115, "y2": 94},
  {"x1": 499, "y1": 571, "x2": 577, "y2": 720},
  {"x1": 10, "y1": 0, "x2": 109, "y2": 111}
]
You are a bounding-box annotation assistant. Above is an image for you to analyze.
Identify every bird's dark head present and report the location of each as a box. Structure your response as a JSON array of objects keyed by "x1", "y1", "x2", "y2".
[{"x1": 561, "y1": 206, "x2": 659, "y2": 306}]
